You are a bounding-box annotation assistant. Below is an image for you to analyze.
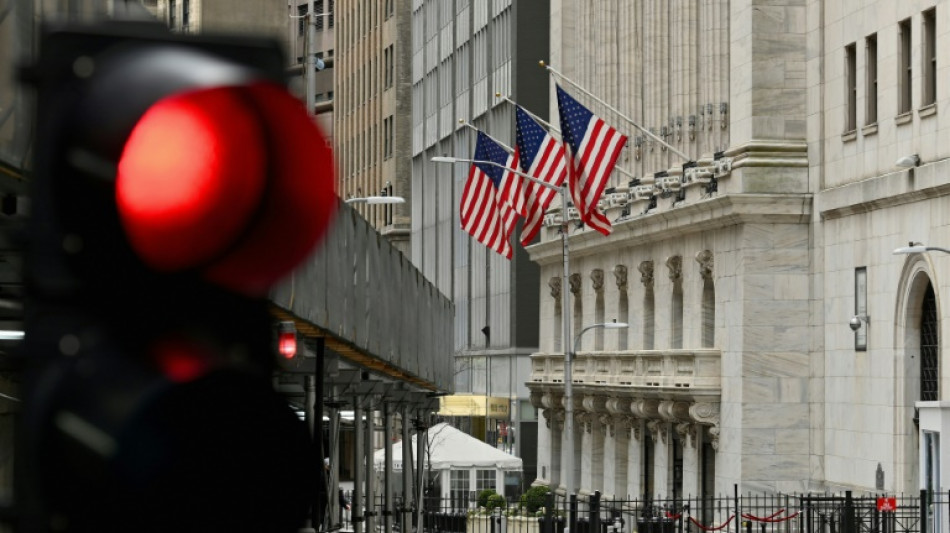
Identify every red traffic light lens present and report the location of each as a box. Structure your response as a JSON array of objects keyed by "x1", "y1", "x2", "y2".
[
  {"x1": 116, "y1": 83, "x2": 336, "y2": 295},
  {"x1": 116, "y1": 86, "x2": 267, "y2": 272}
]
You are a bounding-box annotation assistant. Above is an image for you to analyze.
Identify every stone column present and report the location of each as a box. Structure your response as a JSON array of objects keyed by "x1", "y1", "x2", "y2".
[
  {"x1": 580, "y1": 395, "x2": 607, "y2": 496},
  {"x1": 677, "y1": 423, "x2": 700, "y2": 499},
  {"x1": 626, "y1": 418, "x2": 643, "y2": 499},
  {"x1": 532, "y1": 392, "x2": 551, "y2": 485},
  {"x1": 647, "y1": 419, "x2": 670, "y2": 498},
  {"x1": 602, "y1": 413, "x2": 618, "y2": 499},
  {"x1": 605, "y1": 397, "x2": 632, "y2": 499}
]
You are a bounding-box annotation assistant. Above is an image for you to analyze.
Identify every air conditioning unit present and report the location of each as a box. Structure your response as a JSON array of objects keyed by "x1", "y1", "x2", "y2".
[
  {"x1": 631, "y1": 185, "x2": 656, "y2": 201},
  {"x1": 567, "y1": 207, "x2": 581, "y2": 220},
  {"x1": 543, "y1": 214, "x2": 558, "y2": 227},
  {"x1": 606, "y1": 192, "x2": 630, "y2": 208}
]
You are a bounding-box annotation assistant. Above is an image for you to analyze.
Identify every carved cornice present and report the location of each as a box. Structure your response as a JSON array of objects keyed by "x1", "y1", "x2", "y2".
[
  {"x1": 658, "y1": 400, "x2": 691, "y2": 422},
  {"x1": 676, "y1": 422, "x2": 697, "y2": 449},
  {"x1": 591, "y1": 269, "x2": 605, "y2": 293},
  {"x1": 549, "y1": 277, "x2": 561, "y2": 301},
  {"x1": 581, "y1": 395, "x2": 608, "y2": 415},
  {"x1": 569, "y1": 273, "x2": 582, "y2": 296},
  {"x1": 630, "y1": 398, "x2": 660, "y2": 419},
  {"x1": 646, "y1": 419, "x2": 668, "y2": 445},
  {"x1": 541, "y1": 393, "x2": 562, "y2": 411},
  {"x1": 605, "y1": 397, "x2": 632, "y2": 415},
  {"x1": 695, "y1": 250, "x2": 714, "y2": 281},
  {"x1": 614, "y1": 265, "x2": 628, "y2": 292},
  {"x1": 666, "y1": 255, "x2": 683, "y2": 282},
  {"x1": 707, "y1": 426, "x2": 720, "y2": 451},
  {"x1": 688, "y1": 402, "x2": 720, "y2": 426},
  {"x1": 638, "y1": 261, "x2": 654, "y2": 287},
  {"x1": 529, "y1": 391, "x2": 545, "y2": 409}
]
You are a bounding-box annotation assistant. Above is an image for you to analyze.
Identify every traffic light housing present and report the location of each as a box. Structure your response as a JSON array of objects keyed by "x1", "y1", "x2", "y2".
[{"x1": 21, "y1": 23, "x2": 335, "y2": 531}]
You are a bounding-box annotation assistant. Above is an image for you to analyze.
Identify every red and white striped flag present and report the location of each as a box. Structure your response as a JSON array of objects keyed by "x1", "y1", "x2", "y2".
[
  {"x1": 459, "y1": 131, "x2": 521, "y2": 259},
  {"x1": 555, "y1": 84, "x2": 627, "y2": 236},
  {"x1": 514, "y1": 105, "x2": 567, "y2": 245}
]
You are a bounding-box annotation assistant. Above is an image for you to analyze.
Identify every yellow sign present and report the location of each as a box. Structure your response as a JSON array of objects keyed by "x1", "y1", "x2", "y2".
[{"x1": 439, "y1": 395, "x2": 510, "y2": 418}]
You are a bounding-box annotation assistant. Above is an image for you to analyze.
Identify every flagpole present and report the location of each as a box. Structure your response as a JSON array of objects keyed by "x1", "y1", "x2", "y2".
[
  {"x1": 458, "y1": 120, "x2": 515, "y2": 153},
  {"x1": 432, "y1": 156, "x2": 575, "y2": 497},
  {"x1": 494, "y1": 93, "x2": 637, "y2": 181},
  {"x1": 540, "y1": 61, "x2": 692, "y2": 162}
]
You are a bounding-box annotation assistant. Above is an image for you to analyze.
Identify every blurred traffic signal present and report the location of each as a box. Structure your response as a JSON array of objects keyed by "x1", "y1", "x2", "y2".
[{"x1": 20, "y1": 23, "x2": 336, "y2": 532}]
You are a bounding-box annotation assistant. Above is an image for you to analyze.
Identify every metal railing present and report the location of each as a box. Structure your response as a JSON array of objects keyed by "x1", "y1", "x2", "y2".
[{"x1": 338, "y1": 488, "x2": 950, "y2": 533}]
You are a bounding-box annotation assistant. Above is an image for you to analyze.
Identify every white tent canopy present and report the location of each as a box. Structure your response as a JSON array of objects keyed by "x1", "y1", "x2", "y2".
[{"x1": 373, "y1": 422, "x2": 522, "y2": 471}]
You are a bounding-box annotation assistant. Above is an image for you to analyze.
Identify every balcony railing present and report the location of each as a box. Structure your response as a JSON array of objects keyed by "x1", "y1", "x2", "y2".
[{"x1": 529, "y1": 349, "x2": 721, "y2": 394}]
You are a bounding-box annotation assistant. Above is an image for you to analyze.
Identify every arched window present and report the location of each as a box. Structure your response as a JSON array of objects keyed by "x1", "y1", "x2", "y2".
[{"x1": 921, "y1": 282, "x2": 938, "y2": 401}]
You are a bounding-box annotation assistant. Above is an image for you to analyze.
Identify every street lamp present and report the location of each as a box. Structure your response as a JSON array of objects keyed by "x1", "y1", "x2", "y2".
[
  {"x1": 432, "y1": 155, "x2": 600, "y2": 497},
  {"x1": 565, "y1": 322, "x2": 627, "y2": 496},
  {"x1": 893, "y1": 243, "x2": 950, "y2": 255},
  {"x1": 344, "y1": 196, "x2": 406, "y2": 205}
]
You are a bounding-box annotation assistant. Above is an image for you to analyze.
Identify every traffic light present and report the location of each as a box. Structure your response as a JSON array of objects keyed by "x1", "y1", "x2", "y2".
[{"x1": 20, "y1": 23, "x2": 336, "y2": 532}]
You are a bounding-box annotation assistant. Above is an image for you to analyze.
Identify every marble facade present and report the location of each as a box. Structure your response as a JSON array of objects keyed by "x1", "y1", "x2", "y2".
[{"x1": 528, "y1": 0, "x2": 950, "y2": 498}]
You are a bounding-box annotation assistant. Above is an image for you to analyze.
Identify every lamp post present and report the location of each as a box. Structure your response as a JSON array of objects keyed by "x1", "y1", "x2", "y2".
[
  {"x1": 431, "y1": 156, "x2": 628, "y2": 498},
  {"x1": 567, "y1": 321, "x2": 627, "y2": 496},
  {"x1": 344, "y1": 196, "x2": 406, "y2": 205},
  {"x1": 893, "y1": 243, "x2": 950, "y2": 255}
]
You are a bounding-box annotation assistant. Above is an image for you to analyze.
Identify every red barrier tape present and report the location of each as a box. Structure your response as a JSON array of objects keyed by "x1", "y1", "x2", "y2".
[
  {"x1": 749, "y1": 511, "x2": 800, "y2": 524},
  {"x1": 688, "y1": 515, "x2": 735, "y2": 531},
  {"x1": 741, "y1": 509, "x2": 785, "y2": 521},
  {"x1": 665, "y1": 512, "x2": 682, "y2": 520}
]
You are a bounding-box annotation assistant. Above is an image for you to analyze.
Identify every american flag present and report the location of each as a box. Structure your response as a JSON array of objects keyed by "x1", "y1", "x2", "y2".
[
  {"x1": 515, "y1": 105, "x2": 567, "y2": 246},
  {"x1": 459, "y1": 131, "x2": 520, "y2": 259},
  {"x1": 556, "y1": 84, "x2": 628, "y2": 236}
]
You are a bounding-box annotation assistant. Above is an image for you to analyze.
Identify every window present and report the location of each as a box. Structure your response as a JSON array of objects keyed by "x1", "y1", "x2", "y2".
[
  {"x1": 854, "y1": 267, "x2": 867, "y2": 351},
  {"x1": 899, "y1": 18, "x2": 912, "y2": 114},
  {"x1": 169, "y1": 0, "x2": 176, "y2": 27},
  {"x1": 384, "y1": 116, "x2": 394, "y2": 159},
  {"x1": 866, "y1": 34, "x2": 878, "y2": 124},
  {"x1": 329, "y1": 0, "x2": 335, "y2": 28},
  {"x1": 845, "y1": 43, "x2": 857, "y2": 132},
  {"x1": 475, "y1": 470, "x2": 495, "y2": 492},
  {"x1": 298, "y1": 4, "x2": 308, "y2": 36},
  {"x1": 385, "y1": 45, "x2": 394, "y2": 89},
  {"x1": 923, "y1": 8, "x2": 937, "y2": 107},
  {"x1": 182, "y1": 0, "x2": 190, "y2": 28},
  {"x1": 315, "y1": 0, "x2": 324, "y2": 31},
  {"x1": 450, "y1": 470, "x2": 469, "y2": 512}
]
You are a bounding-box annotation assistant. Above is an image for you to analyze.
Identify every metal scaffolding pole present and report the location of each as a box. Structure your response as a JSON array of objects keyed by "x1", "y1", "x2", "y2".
[
  {"x1": 353, "y1": 398, "x2": 364, "y2": 533},
  {"x1": 365, "y1": 401, "x2": 376, "y2": 533},
  {"x1": 384, "y1": 403, "x2": 394, "y2": 533}
]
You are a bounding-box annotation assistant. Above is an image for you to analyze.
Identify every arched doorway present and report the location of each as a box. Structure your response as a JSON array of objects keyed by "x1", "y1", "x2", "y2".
[{"x1": 895, "y1": 259, "x2": 940, "y2": 493}]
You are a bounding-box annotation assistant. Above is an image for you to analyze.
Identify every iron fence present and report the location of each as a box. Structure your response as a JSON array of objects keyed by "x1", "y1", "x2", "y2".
[{"x1": 335, "y1": 488, "x2": 950, "y2": 533}]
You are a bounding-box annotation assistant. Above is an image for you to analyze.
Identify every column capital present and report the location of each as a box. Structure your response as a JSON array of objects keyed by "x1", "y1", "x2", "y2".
[
  {"x1": 613, "y1": 265, "x2": 628, "y2": 292},
  {"x1": 638, "y1": 260, "x2": 654, "y2": 286}
]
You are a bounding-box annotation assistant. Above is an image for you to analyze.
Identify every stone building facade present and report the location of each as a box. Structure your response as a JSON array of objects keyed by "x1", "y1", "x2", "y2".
[{"x1": 527, "y1": 0, "x2": 950, "y2": 499}]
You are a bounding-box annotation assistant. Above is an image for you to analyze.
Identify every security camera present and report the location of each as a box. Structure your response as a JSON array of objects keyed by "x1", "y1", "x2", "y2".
[{"x1": 849, "y1": 316, "x2": 863, "y2": 331}]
